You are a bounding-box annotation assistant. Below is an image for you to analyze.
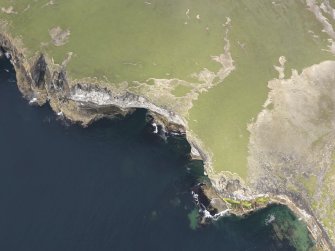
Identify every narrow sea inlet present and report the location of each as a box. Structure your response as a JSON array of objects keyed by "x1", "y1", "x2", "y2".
[{"x1": 0, "y1": 57, "x2": 313, "y2": 250}]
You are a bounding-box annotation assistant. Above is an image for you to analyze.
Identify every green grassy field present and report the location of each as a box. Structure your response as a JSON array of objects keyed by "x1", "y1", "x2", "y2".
[{"x1": 0, "y1": 0, "x2": 333, "y2": 179}]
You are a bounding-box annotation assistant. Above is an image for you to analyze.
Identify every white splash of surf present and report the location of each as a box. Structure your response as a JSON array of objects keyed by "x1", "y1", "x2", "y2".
[
  {"x1": 265, "y1": 214, "x2": 276, "y2": 225},
  {"x1": 29, "y1": 98, "x2": 37, "y2": 104},
  {"x1": 152, "y1": 122, "x2": 158, "y2": 134},
  {"x1": 4, "y1": 52, "x2": 11, "y2": 59},
  {"x1": 191, "y1": 191, "x2": 199, "y2": 204},
  {"x1": 203, "y1": 208, "x2": 230, "y2": 220},
  {"x1": 191, "y1": 190, "x2": 230, "y2": 221}
]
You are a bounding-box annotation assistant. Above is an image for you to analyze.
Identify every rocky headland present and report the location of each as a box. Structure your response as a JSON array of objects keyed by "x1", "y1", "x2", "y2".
[{"x1": 1, "y1": 30, "x2": 334, "y2": 250}]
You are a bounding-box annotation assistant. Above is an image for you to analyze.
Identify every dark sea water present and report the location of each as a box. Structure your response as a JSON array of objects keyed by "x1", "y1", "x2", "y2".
[{"x1": 0, "y1": 56, "x2": 313, "y2": 251}]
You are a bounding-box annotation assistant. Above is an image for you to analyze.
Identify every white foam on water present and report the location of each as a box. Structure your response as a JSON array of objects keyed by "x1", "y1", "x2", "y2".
[
  {"x1": 202, "y1": 208, "x2": 230, "y2": 220},
  {"x1": 192, "y1": 189, "x2": 230, "y2": 221},
  {"x1": 29, "y1": 98, "x2": 37, "y2": 104},
  {"x1": 152, "y1": 122, "x2": 158, "y2": 134},
  {"x1": 203, "y1": 209, "x2": 213, "y2": 218},
  {"x1": 265, "y1": 214, "x2": 276, "y2": 225},
  {"x1": 191, "y1": 191, "x2": 199, "y2": 204},
  {"x1": 4, "y1": 52, "x2": 10, "y2": 59}
]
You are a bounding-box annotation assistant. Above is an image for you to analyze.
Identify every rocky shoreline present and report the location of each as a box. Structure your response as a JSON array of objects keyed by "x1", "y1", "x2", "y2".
[
  {"x1": 0, "y1": 32, "x2": 333, "y2": 250},
  {"x1": 195, "y1": 182, "x2": 333, "y2": 250}
]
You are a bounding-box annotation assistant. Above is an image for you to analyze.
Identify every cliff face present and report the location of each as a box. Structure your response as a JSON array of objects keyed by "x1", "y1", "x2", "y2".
[
  {"x1": 31, "y1": 54, "x2": 50, "y2": 90},
  {"x1": 1, "y1": 32, "x2": 334, "y2": 250},
  {"x1": 0, "y1": 34, "x2": 186, "y2": 135}
]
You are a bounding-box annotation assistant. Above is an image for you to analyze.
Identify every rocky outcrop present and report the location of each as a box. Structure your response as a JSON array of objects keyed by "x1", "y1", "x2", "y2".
[
  {"x1": 31, "y1": 54, "x2": 50, "y2": 90},
  {"x1": 0, "y1": 33, "x2": 34, "y2": 100},
  {"x1": 0, "y1": 32, "x2": 333, "y2": 250},
  {"x1": 0, "y1": 33, "x2": 186, "y2": 135},
  {"x1": 248, "y1": 61, "x2": 335, "y2": 249}
]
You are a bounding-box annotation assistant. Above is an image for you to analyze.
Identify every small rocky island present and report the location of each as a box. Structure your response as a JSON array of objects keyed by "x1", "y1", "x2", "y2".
[{"x1": 1, "y1": 0, "x2": 335, "y2": 249}]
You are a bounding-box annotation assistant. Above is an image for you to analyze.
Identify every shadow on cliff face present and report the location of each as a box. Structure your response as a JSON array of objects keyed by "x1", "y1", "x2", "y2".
[{"x1": 0, "y1": 50, "x2": 207, "y2": 193}]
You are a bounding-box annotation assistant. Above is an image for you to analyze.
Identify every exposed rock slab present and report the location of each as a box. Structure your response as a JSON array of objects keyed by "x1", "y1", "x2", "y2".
[{"x1": 248, "y1": 61, "x2": 335, "y2": 247}]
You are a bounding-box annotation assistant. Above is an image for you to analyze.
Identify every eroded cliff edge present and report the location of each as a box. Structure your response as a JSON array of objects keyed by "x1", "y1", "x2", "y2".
[{"x1": 0, "y1": 32, "x2": 333, "y2": 250}]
